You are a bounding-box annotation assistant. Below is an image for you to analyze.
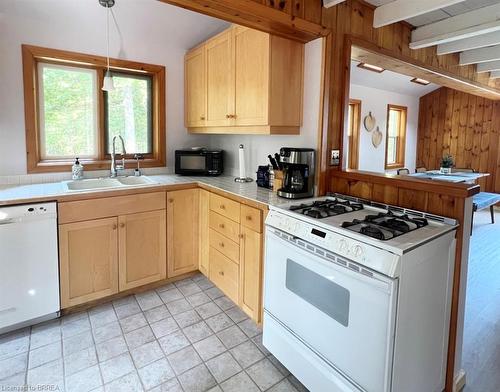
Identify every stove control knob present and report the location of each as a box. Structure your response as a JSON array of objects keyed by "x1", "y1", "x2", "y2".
[
  {"x1": 338, "y1": 239, "x2": 348, "y2": 253},
  {"x1": 352, "y1": 245, "x2": 364, "y2": 258}
]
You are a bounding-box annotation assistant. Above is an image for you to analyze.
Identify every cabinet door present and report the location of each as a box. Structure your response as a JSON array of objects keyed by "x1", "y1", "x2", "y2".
[
  {"x1": 118, "y1": 210, "x2": 167, "y2": 291},
  {"x1": 233, "y1": 27, "x2": 270, "y2": 126},
  {"x1": 185, "y1": 46, "x2": 206, "y2": 127},
  {"x1": 59, "y1": 218, "x2": 119, "y2": 308},
  {"x1": 167, "y1": 189, "x2": 200, "y2": 277},
  {"x1": 205, "y1": 31, "x2": 234, "y2": 126},
  {"x1": 199, "y1": 189, "x2": 210, "y2": 277},
  {"x1": 239, "y1": 226, "x2": 263, "y2": 322}
]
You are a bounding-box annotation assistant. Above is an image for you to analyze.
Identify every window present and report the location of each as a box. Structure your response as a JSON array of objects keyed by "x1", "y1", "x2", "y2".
[
  {"x1": 385, "y1": 104, "x2": 407, "y2": 170},
  {"x1": 347, "y1": 99, "x2": 361, "y2": 170},
  {"x1": 22, "y1": 45, "x2": 165, "y2": 173}
]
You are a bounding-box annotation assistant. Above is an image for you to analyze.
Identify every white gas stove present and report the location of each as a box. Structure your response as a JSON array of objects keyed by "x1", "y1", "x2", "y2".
[{"x1": 263, "y1": 194, "x2": 457, "y2": 392}]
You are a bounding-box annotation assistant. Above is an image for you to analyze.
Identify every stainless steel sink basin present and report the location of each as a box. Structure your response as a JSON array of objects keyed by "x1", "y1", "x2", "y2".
[{"x1": 63, "y1": 176, "x2": 157, "y2": 192}]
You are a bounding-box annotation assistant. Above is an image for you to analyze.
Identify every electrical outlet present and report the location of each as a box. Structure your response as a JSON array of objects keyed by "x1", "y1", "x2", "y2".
[{"x1": 330, "y1": 150, "x2": 340, "y2": 166}]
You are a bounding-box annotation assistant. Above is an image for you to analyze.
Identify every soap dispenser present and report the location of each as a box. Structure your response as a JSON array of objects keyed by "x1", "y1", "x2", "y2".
[{"x1": 72, "y1": 157, "x2": 84, "y2": 180}]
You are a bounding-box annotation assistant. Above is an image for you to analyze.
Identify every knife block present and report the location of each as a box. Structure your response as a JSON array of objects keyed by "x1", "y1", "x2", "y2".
[{"x1": 273, "y1": 170, "x2": 284, "y2": 193}]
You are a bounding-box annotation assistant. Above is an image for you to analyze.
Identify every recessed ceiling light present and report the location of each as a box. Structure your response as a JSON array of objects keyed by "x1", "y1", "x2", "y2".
[
  {"x1": 411, "y1": 77, "x2": 430, "y2": 86},
  {"x1": 357, "y1": 62, "x2": 385, "y2": 73}
]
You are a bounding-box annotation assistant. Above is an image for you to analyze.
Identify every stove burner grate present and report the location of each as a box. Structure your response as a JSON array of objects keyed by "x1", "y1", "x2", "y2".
[
  {"x1": 341, "y1": 211, "x2": 428, "y2": 240},
  {"x1": 290, "y1": 198, "x2": 364, "y2": 218}
]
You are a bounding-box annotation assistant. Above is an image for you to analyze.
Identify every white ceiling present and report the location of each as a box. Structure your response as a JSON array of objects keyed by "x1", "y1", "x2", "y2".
[
  {"x1": 0, "y1": 0, "x2": 230, "y2": 51},
  {"x1": 350, "y1": 60, "x2": 440, "y2": 97},
  {"x1": 366, "y1": 0, "x2": 499, "y2": 26}
]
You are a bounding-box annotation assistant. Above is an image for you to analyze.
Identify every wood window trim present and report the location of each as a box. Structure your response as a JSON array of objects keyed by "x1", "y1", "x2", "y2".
[
  {"x1": 22, "y1": 44, "x2": 166, "y2": 173},
  {"x1": 347, "y1": 99, "x2": 361, "y2": 170},
  {"x1": 384, "y1": 104, "x2": 407, "y2": 171}
]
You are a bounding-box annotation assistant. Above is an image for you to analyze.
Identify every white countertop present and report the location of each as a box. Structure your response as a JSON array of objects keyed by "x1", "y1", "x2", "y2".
[{"x1": 0, "y1": 174, "x2": 299, "y2": 208}]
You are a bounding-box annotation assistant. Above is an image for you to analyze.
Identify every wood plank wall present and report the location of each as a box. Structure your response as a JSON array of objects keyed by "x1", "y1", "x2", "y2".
[
  {"x1": 319, "y1": 0, "x2": 500, "y2": 193},
  {"x1": 417, "y1": 87, "x2": 500, "y2": 193}
]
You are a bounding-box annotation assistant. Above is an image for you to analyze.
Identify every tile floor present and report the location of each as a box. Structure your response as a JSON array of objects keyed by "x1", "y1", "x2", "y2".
[{"x1": 0, "y1": 273, "x2": 308, "y2": 392}]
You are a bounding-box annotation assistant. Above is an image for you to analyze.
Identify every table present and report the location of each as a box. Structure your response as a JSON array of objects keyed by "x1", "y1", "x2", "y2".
[{"x1": 409, "y1": 171, "x2": 490, "y2": 183}]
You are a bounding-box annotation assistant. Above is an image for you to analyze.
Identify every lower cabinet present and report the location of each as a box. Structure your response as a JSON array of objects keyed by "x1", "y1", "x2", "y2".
[
  {"x1": 118, "y1": 210, "x2": 166, "y2": 291},
  {"x1": 239, "y1": 226, "x2": 263, "y2": 321},
  {"x1": 167, "y1": 189, "x2": 200, "y2": 278},
  {"x1": 59, "y1": 217, "x2": 119, "y2": 308},
  {"x1": 199, "y1": 189, "x2": 210, "y2": 276}
]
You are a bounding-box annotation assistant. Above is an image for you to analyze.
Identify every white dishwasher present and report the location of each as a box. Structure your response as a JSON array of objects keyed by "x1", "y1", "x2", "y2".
[{"x1": 0, "y1": 202, "x2": 60, "y2": 334}]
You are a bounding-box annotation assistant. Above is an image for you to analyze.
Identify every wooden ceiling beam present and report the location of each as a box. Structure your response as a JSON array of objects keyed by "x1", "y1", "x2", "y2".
[
  {"x1": 477, "y1": 60, "x2": 500, "y2": 73},
  {"x1": 157, "y1": 0, "x2": 328, "y2": 43},
  {"x1": 410, "y1": 3, "x2": 500, "y2": 50},
  {"x1": 437, "y1": 30, "x2": 500, "y2": 55},
  {"x1": 373, "y1": 0, "x2": 465, "y2": 29},
  {"x1": 460, "y1": 44, "x2": 500, "y2": 65}
]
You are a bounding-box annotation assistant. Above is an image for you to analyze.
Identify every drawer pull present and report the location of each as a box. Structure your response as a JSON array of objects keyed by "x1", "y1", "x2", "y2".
[
  {"x1": 168, "y1": 198, "x2": 174, "y2": 203},
  {"x1": 112, "y1": 224, "x2": 117, "y2": 230},
  {"x1": 120, "y1": 223, "x2": 125, "y2": 228},
  {"x1": 219, "y1": 242, "x2": 225, "y2": 248},
  {"x1": 219, "y1": 271, "x2": 224, "y2": 276},
  {"x1": 220, "y1": 204, "x2": 226, "y2": 210},
  {"x1": 200, "y1": 116, "x2": 205, "y2": 120},
  {"x1": 219, "y1": 223, "x2": 225, "y2": 229},
  {"x1": 226, "y1": 114, "x2": 231, "y2": 119},
  {"x1": 246, "y1": 216, "x2": 252, "y2": 221}
]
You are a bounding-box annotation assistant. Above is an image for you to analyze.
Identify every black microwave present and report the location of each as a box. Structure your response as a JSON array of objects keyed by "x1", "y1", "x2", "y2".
[{"x1": 175, "y1": 148, "x2": 224, "y2": 176}]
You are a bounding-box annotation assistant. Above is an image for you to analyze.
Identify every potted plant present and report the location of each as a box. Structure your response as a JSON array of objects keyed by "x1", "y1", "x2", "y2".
[{"x1": 440, "y1": 155, "x2": 454, "y2": 174}]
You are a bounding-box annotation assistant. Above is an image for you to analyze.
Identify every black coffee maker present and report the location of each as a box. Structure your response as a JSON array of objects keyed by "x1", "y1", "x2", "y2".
[{"x1": 277, "y1": 147, "x2": 315, "y2": 199}]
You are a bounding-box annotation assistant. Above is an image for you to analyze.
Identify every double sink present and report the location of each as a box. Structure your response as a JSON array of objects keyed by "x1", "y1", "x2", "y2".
[{"x1": 63, "y1": 176, "x2": 157, "y2": 192}]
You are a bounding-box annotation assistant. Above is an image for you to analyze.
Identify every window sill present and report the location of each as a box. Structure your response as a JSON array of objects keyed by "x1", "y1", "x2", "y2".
[{"x1": 28, "y1": 158, "x2": 166, "y2": 174}]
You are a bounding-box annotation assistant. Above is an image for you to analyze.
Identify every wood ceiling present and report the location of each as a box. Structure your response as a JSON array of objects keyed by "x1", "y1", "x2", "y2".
[{"x1": 354, "y1": 0, "x2": 500, "y2": 83}]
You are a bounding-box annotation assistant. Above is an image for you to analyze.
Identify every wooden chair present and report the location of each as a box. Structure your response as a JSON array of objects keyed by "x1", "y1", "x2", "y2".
[
  {"x1": 415, "y1": 167, "x2": 426, "y2": 173},
  {"x1": 397, "y1": 168, "x2": 410, "y2": 175},
  {"x1": 452, "y1": 168, "x2": 475, "y2": 173}
]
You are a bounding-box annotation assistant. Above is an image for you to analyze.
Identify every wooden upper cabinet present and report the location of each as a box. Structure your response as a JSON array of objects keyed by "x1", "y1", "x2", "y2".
[
  {"x1": 167, "y1": 189, "x2": 200, "y2": 278},
  {"x1": 118, "y1": 210, "x2": 166, "y2": 291},
  {"x1": 59, "y1": 217, "x2": 119, "y2": 308},
  {"x1": 185, "y1": 46, "x2": 206, "y2": 128},
  {"x1": 234, "y1": 27, "x2": 269, "y2": 126},
  {"x1": 185, "y1": 25, "x2": 304, "y2": 135},
  {"x1": 205, "y1": 32, "x2": 234, "y2": 127}
]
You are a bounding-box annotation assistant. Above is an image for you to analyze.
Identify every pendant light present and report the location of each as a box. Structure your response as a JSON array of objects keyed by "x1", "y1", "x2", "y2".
[{"x1": 100, "y1": 0, "x2": 115, "y2": 91}]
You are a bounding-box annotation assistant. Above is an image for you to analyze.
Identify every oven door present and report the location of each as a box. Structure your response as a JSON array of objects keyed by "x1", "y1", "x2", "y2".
[{"x1": 264, "y1": 229, "x2": 398, "y2": 392}]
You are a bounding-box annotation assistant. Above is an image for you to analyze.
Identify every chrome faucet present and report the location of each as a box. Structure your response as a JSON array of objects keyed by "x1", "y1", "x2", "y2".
[{"x1": 110, "y1": 135, "x2": 126, "y2": 178}]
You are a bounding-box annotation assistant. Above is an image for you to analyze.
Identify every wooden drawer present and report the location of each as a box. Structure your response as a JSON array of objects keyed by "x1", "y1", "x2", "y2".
[
  {"x1": 209, "y1": 247, "x2": 239, "y2": 303},
  {"x1": 210, "y1": 193, "x2": 240, "y2": 223},
  {"x1": 59, "y1": 192, "x2": 166, "y2": 224},
  {"x1": 209, "y1": 228, "x2": 239, "y2": 264},
  {"x1": 240, "y1": 205, "x2": 262, "y2": 233},
  {"x1": 209, "y1": 211, "x2": 240, "y2": 243}
]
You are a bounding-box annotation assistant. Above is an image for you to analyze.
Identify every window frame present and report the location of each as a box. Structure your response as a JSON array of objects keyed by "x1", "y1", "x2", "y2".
[
  {"x1": 22, "y1": 44, "x2": 166, "y2": 173},
  {"x1": 384, "y1": 104, "x2": 407, "y2": 170},
  {"x1": 347, "y1": 99, "x2": 361, "y2": 170}
]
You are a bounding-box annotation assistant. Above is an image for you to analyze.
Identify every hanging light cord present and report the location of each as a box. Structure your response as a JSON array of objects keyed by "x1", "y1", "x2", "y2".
[{"x1": 106, "y1": 5, "x2": 110, "y2": 72}]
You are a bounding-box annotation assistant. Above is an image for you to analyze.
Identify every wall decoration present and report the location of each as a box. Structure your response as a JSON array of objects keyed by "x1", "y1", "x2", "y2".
[
  {"x1": 372, "y1": 126, "x2": 383, "y2": 148},
  {"x1": 363, "y1": 112, "x2": 376, "y2": 132}
]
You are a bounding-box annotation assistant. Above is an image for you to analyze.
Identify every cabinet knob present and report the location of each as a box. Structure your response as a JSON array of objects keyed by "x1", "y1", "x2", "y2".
[
  {"x1": 219, "y1": 223, "x2": 225, "y2": 229},
  {"x1": 232, "y1": 114, "x2": 237, "y2": 118},
  {"x1": 112, "y1": 224, "x2": 117, "y2": 230},
  {"x1": 239, "y1": 233, "x2": 244, "y2": 239},
  {"x1": 226, "y1": 114, "x2": 231, "y2": 119},
  {"x1": 219, "y1": 271, "x2": 224, "y2": 276},
  {"x1": 219, "y1": 242, "x2": 224, "y2": 248},
  {"x1": 246, "y1": 215, "x2": 252, "y2": 221},
  {"x1": 220, "y1": 204, "x2": 225, "y2": 210},
  {"x1": 168, "y1": 198, "x2": 174, "y2": 203},
  {"x1": 200, "y1": 116, "x2": 205, "y2": 120},
  {"x1": 120, "y1": 223, "x2": 125, "y2": 228}
]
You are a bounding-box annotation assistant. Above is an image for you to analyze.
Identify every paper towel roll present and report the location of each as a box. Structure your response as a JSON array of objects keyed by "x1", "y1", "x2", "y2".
[{"x1": 238, "y1": 144, "x2": 246, "y2": 179}]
